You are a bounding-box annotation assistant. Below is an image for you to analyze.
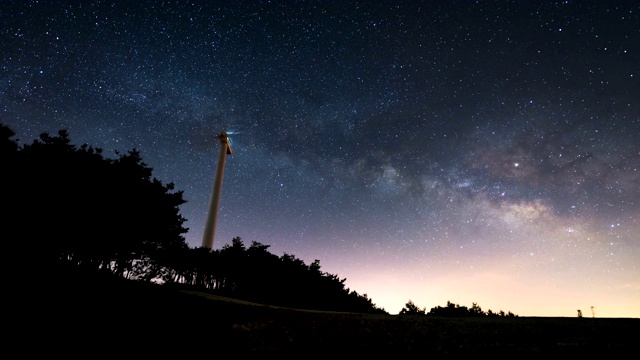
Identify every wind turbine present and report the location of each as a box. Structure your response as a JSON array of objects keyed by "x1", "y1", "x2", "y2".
[{"x1": 201, "y1": 131, "x2": 234, "y2": 250}]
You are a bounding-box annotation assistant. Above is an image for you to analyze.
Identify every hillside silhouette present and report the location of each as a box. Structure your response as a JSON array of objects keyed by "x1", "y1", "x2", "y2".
[
  {"x1": 5, "y1": 123, "x2": 638, "y2": 355},
  {"x1": 16, "y1": 264, "x2": 639, "y2": 357},
  {"x1": 2, "y1": 123, "x2": 384, "y2": 313}
]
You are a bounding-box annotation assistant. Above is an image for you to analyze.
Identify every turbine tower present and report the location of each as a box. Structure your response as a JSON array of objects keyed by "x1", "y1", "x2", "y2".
[{"x1": 202, "y1": 131, "x2": 233, "y2": 250}]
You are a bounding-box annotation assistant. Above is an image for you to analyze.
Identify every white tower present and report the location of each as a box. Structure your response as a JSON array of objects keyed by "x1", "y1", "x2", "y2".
[{"x1": 201, "y1": 131, "x2": 232, "y2": 250}]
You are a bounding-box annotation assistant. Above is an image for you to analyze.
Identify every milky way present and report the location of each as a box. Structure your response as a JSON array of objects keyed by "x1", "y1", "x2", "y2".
[{"x1": 2, "y1": 1, "x2": 638, "y2": 316}]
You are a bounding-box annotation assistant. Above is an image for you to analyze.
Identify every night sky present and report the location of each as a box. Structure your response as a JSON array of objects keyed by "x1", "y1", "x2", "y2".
[{"x1": 2, "y1": 0, "x2": 639, "y2": 317}]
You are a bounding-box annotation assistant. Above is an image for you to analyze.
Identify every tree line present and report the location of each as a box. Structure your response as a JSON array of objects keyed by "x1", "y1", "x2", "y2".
[
  {"x1": 400, "y1": 300, "x2": 518, "y2": 317},
  {"x1": 3, "y1": 123, "x2": 516, "y2": 317},
  {"x1": 1, "y1": 123, "x2": 385, "y2": 314}
]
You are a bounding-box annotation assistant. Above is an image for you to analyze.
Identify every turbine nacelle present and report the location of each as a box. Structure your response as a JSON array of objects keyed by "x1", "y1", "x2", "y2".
[{"x1": 218, "y1": 131, "x2": 233, "y2": 154}]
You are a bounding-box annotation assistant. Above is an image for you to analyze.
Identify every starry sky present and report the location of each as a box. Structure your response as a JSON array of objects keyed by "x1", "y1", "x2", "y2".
[{"x1": 2, "y1": 0, "x2": 639, "y2": 317}]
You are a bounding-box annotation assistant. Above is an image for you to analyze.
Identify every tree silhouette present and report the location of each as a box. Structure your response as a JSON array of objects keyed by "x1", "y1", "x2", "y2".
[
  {"x1": 2, "y1": 124, "x2": 188, "y2": 279},
  {"x1": 162, "y1": 236, "x2": 387, "y2": 313},
  {"x1": 3, "y1": 123, "x2": 386, "y2": 314},
  {"x1": 399, "y1": 299, "x2": 519, "y2": 318},
  {"x1": 400, "y1": 300, "x2": 426, "y2": 315}
]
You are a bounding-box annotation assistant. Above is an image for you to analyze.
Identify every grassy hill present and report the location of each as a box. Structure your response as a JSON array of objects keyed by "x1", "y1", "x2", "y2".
[{"x1": 13, "y1": 271, "x2": 639, "y2": 357}]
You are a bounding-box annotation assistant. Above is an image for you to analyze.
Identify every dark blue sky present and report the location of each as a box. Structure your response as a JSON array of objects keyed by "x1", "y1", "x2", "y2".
[{"x1": 2, "y1": 1, "x2": 638, "y2": 316}]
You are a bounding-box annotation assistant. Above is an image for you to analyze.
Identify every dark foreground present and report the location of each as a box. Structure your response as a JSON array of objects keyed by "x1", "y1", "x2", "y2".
[{"x1": 14, "y1": 273, "x2": 639, "y2": 357}]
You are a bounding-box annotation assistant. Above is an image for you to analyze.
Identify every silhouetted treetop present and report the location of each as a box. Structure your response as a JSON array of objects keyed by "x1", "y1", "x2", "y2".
[
  {"x1": 400, "y1": 300, "x2": 426, "y2": 315},
  {"x1": 2, "y1": 123, "x2": 188, "y2": 277},
  {"x1": 400, "y1": 299, "x2": 518, "y2": 317}
]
